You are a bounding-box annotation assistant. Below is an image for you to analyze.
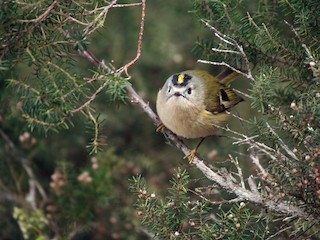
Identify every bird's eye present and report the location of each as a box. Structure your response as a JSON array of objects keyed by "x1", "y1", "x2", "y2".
[
  {"x1": 187, "y1": 88, "x2": 192, "y2": 94},
  {"x1": 167, "y1": 86, "x2": 172, "y2": 93}
]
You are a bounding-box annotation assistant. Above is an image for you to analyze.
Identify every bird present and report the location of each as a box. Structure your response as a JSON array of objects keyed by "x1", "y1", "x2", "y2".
[{"x1": 156, "y1": 69, "x2": 243, "y2": 162}]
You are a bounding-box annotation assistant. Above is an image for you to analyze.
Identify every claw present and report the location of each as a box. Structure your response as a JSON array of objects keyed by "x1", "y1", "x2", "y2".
[
  {"x1": 156, "y1": 122, "x2": 166, "y2": 133},
  {"x1": 183, "y1": 138, "x2": 206, "y2": 164},
  {"x1": 184, "y1": 149, "x2": 198, "y2": 164}
]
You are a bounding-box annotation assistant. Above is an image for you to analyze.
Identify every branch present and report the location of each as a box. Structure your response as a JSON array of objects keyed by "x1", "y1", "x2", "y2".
[
  {"x1": 81, "y1": 46, "x2": 313, "y2": 220},
  {"x1": 75, "y1": 3, "x2": 315, "y2": 223},
  {"x1": 229, "y1": 154, "x2": 245, "y2": 188},
  {"x1": 116, "y1": 0, "x2": 146, "y2": 77},
  {"x1": 83, "y1": 0, "x2": 118, "y2": 37},
  {"x1": 70, "y1": 0, "x2": 146, "y2": 114},
  {"x1": 0, "y1": 130, "x2": 47, "y2": 209},
  {"x1": 18, "y1": 0, "x2": 59, "y2": 23},
  {"x1": 199, "y1": 19, "x2": 254, "y2": 81},
  {"x1": 193, "y1": 157, "x2": 309, "y2": 219},
  {"x1": 80, "y1": 48, "x2": 315, "y2": 224}
]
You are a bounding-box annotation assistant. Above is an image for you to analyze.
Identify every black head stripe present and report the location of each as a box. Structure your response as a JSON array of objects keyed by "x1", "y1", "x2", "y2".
[{"x1": 172, "y1": 73, "x2": 192, "y2": 86}]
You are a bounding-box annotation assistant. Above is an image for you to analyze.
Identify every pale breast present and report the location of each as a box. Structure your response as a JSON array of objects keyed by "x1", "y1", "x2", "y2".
[{"x1": 157, "y1": 96, "x2": 218, "y2": 138}]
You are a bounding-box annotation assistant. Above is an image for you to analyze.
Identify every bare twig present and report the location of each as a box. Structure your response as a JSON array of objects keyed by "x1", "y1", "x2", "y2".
[
  {"x1": 199, "y1": 19, "x2": 254, "y2": 81},
  {"x1": 70, "y1": 0, "x2": 145, "y2": 114},
  {"x1": 265, "y1": 226, "x2": 293, "y2": 240},
  {"x1": 189, "y1": 188, "x2": 243, "y2": 205},
  {"x1": 113, "y1": 3, "x2": 142, "y2": 8},
  {"x1": 250, "y1": 154, "x2": 267, "y2": 175},
  {"x1": 229, "y1": 154, "x2": 245, "y2": 188},
  {"x1": 18, "y1": 0, "x2": 59, "y2": 23},
  {"x1": 198, "y1": 59, "x2": 247, "y2": 77},
  {"x1": 284, "y1": 20, "x2": 302, "y2": 42},
  {"x1": 232, "y1": 89, "x2": 253, "y2": 99},
  {"x1": 116, "y1": 0, "x2": 146, "y2": 77},
  {"x1": 71, "y1": 79, "x2": 110, "y2": 113},
  {"x1": 84, "y1": 0, "x2": 118, "y2": 37},
  {"x1": 211, "y1": 48, "x2": 241, "y2": 55},
  {"x1": 226, "y1": 110, "x2": 251, "y2": 124},
  {"x1": 0, "y1": 130, "x2": 47, "y2": 209},
  {"x1": 266, "y1": 123, "x2": 299, "y2": 161},
  {"x1": 248, "y1": 176, "x2": 259, "y2": 195}
]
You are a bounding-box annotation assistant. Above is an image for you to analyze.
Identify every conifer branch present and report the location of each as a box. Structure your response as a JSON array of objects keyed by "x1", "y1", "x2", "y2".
[
  {"x1": 83, "y1": 0, "x2": 118, "y2": 37},
  {"x1": 79, "y1": 30, "x2": 316, "y2": 226},
  {"x1": 71, "y1": 79, "x2": 110, "y2": 114},
  {"x1": 198, "y1": 19, "x2": 254, "y2": 80},
  {"x1": 87, "y1": 108, "x2": 100, "y2": 154},
  {"x1": 13, "y1": 0, "x2": 319, "y2": 232},
  {"x1": 18, "y1": 0, "x2": 59, "y2": 23}
]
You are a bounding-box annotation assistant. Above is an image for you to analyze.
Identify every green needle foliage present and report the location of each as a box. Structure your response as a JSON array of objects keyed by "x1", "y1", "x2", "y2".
[
  {"x1": 130, "y1": 169, "x2": 268, "y2": 239},
  {"x1": 1, "y1": 0, "x2": 320, "y2": 239},
  {"x1": 130, "y1": 1, "x2": 320, "y2": 239}
]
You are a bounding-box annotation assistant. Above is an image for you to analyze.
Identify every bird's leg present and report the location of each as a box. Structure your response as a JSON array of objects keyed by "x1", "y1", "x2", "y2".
[{"x1": 184, "y1": 137, "x2": 206, "y2": 164}]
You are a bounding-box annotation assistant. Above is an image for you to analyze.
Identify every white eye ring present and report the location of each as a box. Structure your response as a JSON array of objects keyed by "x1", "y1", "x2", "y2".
[{"x1": 187, "y1": 88, "x2": 192, "y2": 94}]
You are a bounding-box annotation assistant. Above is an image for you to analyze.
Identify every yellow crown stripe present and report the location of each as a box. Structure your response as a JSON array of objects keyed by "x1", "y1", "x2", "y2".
[{"x1": 177, "y1": 74, "x2": 185, "y2": 84}]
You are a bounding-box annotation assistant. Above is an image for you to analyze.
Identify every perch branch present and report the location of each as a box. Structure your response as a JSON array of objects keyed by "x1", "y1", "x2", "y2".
[
  {"x1": 76, "y1": 2, "x2": 315, "y2": 222},
  {"x1": 80, "y1": 48, "x2": 314, "y2": 220}
]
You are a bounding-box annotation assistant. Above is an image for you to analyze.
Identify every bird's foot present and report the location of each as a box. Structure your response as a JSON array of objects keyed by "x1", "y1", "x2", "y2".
[
  {"x1": 184, "y1": 149, "x2": 198, "y2": 164},
  {"x1": 156, "y1": 122, "x2": 166, "y2": 133}
]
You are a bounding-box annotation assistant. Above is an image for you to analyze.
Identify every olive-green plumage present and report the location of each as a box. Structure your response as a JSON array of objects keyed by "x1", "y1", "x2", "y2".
[{"x1": 156, "y1": 69, "x2": 243, "y2": 138}]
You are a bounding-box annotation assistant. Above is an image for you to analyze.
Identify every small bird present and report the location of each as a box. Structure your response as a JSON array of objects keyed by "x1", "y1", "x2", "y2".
[{"x1": 156, "y1": 69, "x2": 243, "y2": 161}]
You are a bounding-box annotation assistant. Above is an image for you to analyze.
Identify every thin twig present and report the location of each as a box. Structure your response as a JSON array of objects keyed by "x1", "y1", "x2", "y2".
[
  {"x1": 265, "y1": 226, "x2": 293, "y2": 240},
  {"x1": 226, "y1": 110, "x2": 251, "y2": 124},
  {"x1": 211, "y1": 47, "x2": 241, "y2": 55},
  {"x1": 18, "y1": 0, "x2": 59, "y2": 23},
  {"x1": 250, "y1": 154, "x2": 267, "y2": 175},
  {"x1": 197, "y1": 59, "x2": 247, "y2": 77},
  {"x1": 200, "y1": 19, "x2": 254, "y2": 80},
  {"x1": 0, "y1": 130, "x2": 47, "y2": 209},
  {"x1": 248, "y1": 176, "x2": 259, "y2": 195},
  {"x1": 232, "y1": 89, "x2": 253, "y2": 99},
  {"x1": 229, "y1": 154, "x2": 245, "y2": 189},
  {"x1": 116, "y1": 0, "x2": 146, "y2": 77},
  {"x1": 113, "y1": 3, "x2": 142, "y2": 8},
  {"x1": 266, "y1": 123, "x2": 299, "y2": 161},
  {"x1": 189, "y1": 188, "x2": 243, "y2": 205},
  {"x1": 84, "y1": 0, "x2": 118, "y2": 37},
  {"x1": 71, "y1": 79, "x2": 110, "y2": 113}
]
